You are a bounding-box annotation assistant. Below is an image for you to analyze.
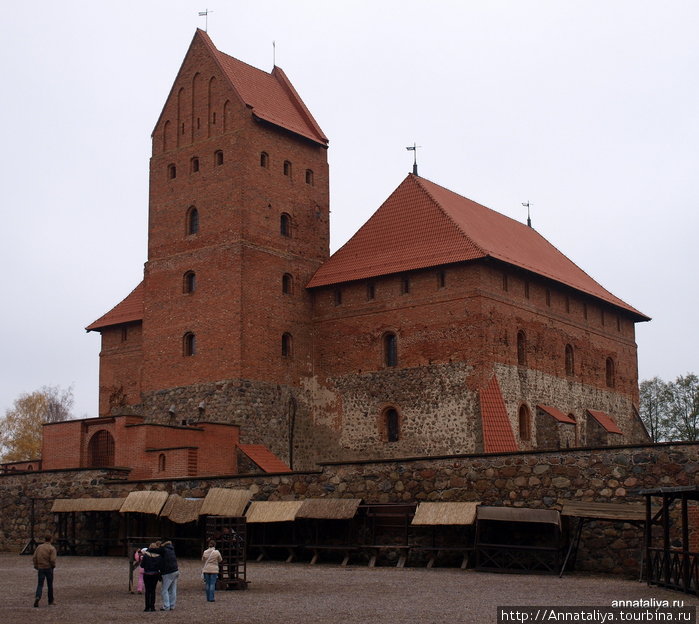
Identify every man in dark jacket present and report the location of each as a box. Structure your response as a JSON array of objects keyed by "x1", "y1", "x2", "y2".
[
  {"x1": 150, "y1": 540, "x2": 179, "y2": 611},
  {"x1": 140, "y1": 545, "x2": 161, "y2": 612},
  {"x1": 32, "y1": 535, "x2": 57, "y2": 607}
]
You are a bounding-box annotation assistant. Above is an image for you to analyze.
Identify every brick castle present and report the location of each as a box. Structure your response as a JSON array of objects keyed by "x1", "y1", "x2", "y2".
[{"x1": 39, "y1": 30, "x2": 650, "y2": 477}]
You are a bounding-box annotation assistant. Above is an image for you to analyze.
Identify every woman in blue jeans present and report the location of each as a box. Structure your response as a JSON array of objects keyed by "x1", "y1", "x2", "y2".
[{"x1": 201, "y1": 540, "x2": 222, "y2": 602}]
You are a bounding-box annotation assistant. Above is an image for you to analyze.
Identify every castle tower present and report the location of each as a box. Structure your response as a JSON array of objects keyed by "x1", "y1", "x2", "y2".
[{"x1": 89, "y1": 31, "x2": 329, "y2": 466}]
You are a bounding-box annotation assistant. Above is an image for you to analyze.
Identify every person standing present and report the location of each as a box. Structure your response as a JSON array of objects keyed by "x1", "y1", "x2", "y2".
[
  {"x1": 201, "y1": 540, "x2": 222, "y2": 602},
  {"x1": 140, "y1": 544, "x2": 161, "y2": 612},
  {"x1": 150, "y1": 540, "x2": 179, "y2": 611},
  {"x1": 32, "y1": 534, "x2": 57, "y2": 608}
]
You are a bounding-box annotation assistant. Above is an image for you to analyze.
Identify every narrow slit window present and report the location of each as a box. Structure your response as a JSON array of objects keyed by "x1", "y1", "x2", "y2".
[
  {"x1": 183, "y1": 332, "x2": 196, "y2": 356},
  {"x1": 282, "y1": 333, "x2": 293, "y2": 357},
  {"x1": 214, "y1": 150, "x2": 224, "y2": 166},
  {"x1": 384, "y1": 332, "x2": 398, "y2": 367}
]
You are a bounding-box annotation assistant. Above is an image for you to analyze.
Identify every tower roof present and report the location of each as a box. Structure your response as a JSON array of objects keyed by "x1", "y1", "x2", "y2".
[
  {"x1": 154, "y1": 30, "x2": 327, "y2": 146},
  {"x1": 308, "y1": 174, "x2": 648, "y2": 320},
  {"x1": 86, "y1": 282, "x2": 143, "y2": 332}
]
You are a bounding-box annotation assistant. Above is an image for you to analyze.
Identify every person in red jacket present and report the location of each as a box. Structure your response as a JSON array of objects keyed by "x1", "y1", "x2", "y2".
[{"x1": 32, "y1": 535, "x2": 57, "y2": 608}]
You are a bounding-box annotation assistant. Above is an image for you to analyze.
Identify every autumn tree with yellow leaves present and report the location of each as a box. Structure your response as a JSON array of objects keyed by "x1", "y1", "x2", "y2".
[{"x1": 0, "y1": 386, "x2": 74, "y2": 462}]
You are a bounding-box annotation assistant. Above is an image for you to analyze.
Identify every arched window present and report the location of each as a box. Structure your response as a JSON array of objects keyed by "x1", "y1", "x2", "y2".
[
  {"x1": 605, "y1": 357, "x2": 615, "y2": 388},
  {"x1": 281, "y1": 333, "x2": 293, "y2": 357},
  {"x1": 260, "y1": 152, "x2": 269, "y2": 168},
  {"x1": 183, "y1": 332, "x2": 196, "y2": 356},
  {"x1": 385, "y1": 408, "x2": 400, "y2": 443},
  {"x1": 186, "y1": 206, "x2": 199, "y2": 235},
  {"x1": 517, "y1": 330, "x2": 527, "y2": 366},
  {"x1": 282, "y1": 273, "x2": 293, "y2": 295},
  {"x1": 191, "y1": 156, "x2": 200, "y2": 173},
  {"x1": 384, "y1": 332, "x2": 398, "y2": 367},
  {"x1": 158, "y1": 453, "x2": 166, "y2": 472},
  {"x1": 214, "y1": 150, "x2": 223, "y2": 166},
  {"x1": 87, "y1": 430, "x2": 115, "y2": 467},
  {"x1": 283, "y1": 160, "x2": 292, "y2": 176},
  {"x1": 183, "y1": 271, "x2": 196, "y2": 294},
  {"x1": 565, "y1": 344, "x2": 574, "y2": 376},
  {"x1": 305, "y1": 169, "x2": 314, "y2": 185},
  {"x1": 518, "y1": 405, "x2": 531, "y2": 441},
  {"x1": 280, "y1": 213, "x2": 292, "y2": 237},
  {"x1": 167, "y1": 163, "x2": 177, "y2": 179}
]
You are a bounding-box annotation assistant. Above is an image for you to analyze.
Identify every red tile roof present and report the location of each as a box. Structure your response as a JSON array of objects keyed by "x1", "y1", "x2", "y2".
[
  {"x1": 307, "y1": 174, "x2": 648, "y2": 320},
  {"x1": 586, "y1": 409, "x2": 623, "y2": 434},
  {"x1": 86, "y1": 282, "x2": 143, "y2": 332},
  {"x1": 479, "y1": 376, "x2": 519, "y2": 453},
  {"x1": 238, "y1": 444, "x2": 292, "y2": 473},
  {"x1": 191, "y1": 30, "x2": 327, "y2": 146},
  {"x1": 537, "y1": 404, "x2": 577, "y2": 424}
]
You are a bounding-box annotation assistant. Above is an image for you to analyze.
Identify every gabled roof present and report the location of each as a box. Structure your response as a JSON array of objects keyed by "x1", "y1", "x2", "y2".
[
  {"x1": 307, "y1": 174, "x2": 648, "y2": 321},
  {"x1": 587, "y1": 409, "x2": 623, "y2": 435},
  {"x1": 479, "y1": 376, "x2": 518, "y2": 453},
  {"x1": 155, "y1": 30, "x2": 327, "y2": 146},
  {"x1": 86, "y1": 282, "x2": 143, "y2": 332}
]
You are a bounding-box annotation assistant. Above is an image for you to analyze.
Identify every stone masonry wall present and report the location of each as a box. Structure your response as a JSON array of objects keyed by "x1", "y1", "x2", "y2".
[{"x1": 2, "y1": 443, "x2": 697, "y2": 577}]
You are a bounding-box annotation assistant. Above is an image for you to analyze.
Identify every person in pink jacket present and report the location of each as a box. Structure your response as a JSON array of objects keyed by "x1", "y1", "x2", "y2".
[
  {"x1": 133, "y1": 548, "x2": 145, "y2": 593},
  {"x1": 201, "y1": 540, "x2": 222, "y2": 602}
]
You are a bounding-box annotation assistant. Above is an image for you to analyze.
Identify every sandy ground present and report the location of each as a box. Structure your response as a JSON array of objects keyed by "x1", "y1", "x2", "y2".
[{"x1": 1, "y1": 554, "x2": 697, "y2": 624}]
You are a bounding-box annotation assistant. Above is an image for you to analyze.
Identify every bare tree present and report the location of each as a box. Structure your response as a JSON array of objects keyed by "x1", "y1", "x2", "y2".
[
  {"x1": 667, "y1": 374, "x2": 699, "y2": 441},
  {"x1": 639, "y1": 377, "x2": 673, "y2": 442}
]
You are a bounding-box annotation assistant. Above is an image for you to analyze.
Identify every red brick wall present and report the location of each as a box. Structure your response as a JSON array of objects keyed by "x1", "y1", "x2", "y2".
[
  {"x1": 42, "y1": 420, "x2": 85, "y2": 469},
  {"x1": 41, "y1": 415, "x2": 239, "y2": 479},
  {"x1": 97, "y1": 323, "x2": 143, "y2": 415}
]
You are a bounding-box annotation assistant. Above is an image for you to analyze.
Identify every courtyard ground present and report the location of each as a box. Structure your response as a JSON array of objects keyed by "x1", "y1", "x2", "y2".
[{"x1": 1, "y1": 553, "x2": 697, "y2": 624}]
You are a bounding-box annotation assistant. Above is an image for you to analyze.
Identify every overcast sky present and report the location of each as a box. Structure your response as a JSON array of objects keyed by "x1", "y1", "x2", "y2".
[{"x1": 1, "y1": 1, "x2": 697, "y2": 419}]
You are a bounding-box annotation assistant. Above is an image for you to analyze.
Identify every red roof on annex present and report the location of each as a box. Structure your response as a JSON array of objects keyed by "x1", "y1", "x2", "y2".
[{"x1": 307, "y1": 174, "x2": 648, "y2": 320}]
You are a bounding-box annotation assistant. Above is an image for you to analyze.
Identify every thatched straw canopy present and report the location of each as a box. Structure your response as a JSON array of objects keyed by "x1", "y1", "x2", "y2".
[
  {"x1": 199, "y1": 488, "x2": 251, "y2": 517},
  {"x1": 51, "y1": 498, "x2": 125, "y2": 513},
  {"x1": 296, "y1": 498, "x2": 362, "y2": 520},
  {"x1": 411, "y1": 502, "x2": 480, "y2": 526},
  {"x1": 560, "y1": 501, "x2": 648, "y2": 522},
  {"x1": 245, "y1": 500, "x2": 304, "y2": 523},
  {"x1": 120, "y1": 490, "x2": 169, "y2": 515},
  {"x1": 160, "y1": 494, "x2": 203, "y2": 524},
  {"x1": 477, "y1": 506, "x2": 561, "y2": 527}
]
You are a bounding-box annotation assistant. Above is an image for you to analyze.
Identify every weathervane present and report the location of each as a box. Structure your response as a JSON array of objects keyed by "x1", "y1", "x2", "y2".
[
  {"x1": 522, "y1": 201, "x2": 532, "y2": 228},
  {"x1": 406, "y1": 142, "x2": 421, "y2": 176},
  {"x1": 198, "y1": 9, "x2": 213, "y2": 32}
]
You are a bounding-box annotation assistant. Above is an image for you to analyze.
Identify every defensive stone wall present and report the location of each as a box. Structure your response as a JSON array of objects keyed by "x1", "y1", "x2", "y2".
[{"x1": 1, "y1": 443, "x2": 697, "y2": 576}]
